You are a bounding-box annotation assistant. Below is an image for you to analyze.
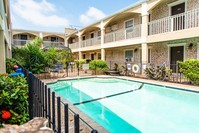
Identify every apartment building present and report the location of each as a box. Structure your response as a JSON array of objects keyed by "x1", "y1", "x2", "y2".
[
  {"x1": 66, "y1": 0, "x2": 199, "y2": 73},
  {"x1": 0, "y1": 0, "x2": 12, "y2": 74},
  {"x1": 12, "y1": 28, "x2": 76, "y2": 49}
]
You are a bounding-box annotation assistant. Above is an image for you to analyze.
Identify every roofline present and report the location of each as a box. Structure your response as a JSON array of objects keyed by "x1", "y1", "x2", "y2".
[
  {"x1": 12, "y1": 29, "x2": 65, "y2": 35},
  {"x1": 78, "y1": 0, "x2": 146, "y2": 32}
]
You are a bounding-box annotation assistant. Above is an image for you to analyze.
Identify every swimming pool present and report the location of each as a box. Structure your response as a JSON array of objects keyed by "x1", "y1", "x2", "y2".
[{"x1": 48, "y1": 78, "x2": 199, "y2": 133}]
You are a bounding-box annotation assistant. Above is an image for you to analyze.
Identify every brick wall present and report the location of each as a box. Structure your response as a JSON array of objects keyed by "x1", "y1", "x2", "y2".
[{"x1": 150, "y1": 0, "x2": 199, "y2": 21}]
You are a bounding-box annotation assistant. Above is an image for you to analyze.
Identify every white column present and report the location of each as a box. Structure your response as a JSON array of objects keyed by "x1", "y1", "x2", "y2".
[
  {"x1": 65, "y1": 37, "x2": 69, "y2": 47},
  {"x1": 141, "y1": 2, "x2": 149, "y2": 74},
  {"x1": 197, "y1": 43, "x2": 199, "y2": 59},
  {"x1": 78, "y1": 32, "x2": 82, "y2": 60},
  {"x1": 39, "y1": 32, "x2": 43, "y2": 39},
  {"x1": 100, "y1": 21, "x2": 105, "y2": 60},
  {"x1": 0, "y1": 30, "x2": 6, "y2": 74}
]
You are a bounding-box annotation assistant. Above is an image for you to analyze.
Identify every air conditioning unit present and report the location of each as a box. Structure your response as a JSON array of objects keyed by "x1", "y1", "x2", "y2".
[{"x1": 111, "y1": 24, "x2": 118, "y2": 31}]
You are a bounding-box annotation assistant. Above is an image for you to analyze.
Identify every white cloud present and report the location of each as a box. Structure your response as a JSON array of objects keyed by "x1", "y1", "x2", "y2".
[
  {"x1": 12, "y1": 0, "x2": 69, "y2": 27},
  {"x1": 80, "y1": 7, "x2": 106, "y2": 26}
]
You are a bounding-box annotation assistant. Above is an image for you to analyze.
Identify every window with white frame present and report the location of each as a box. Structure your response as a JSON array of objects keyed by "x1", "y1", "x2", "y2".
[
  {"x1": 125, "y1": 50, "x2": 134, "y2": 62},
  {"x1": 125, "y1": 19, "x2": 134, "y2": 33}
]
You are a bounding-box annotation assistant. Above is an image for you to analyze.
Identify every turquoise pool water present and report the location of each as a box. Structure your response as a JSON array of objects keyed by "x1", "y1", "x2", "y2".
[{"x1": 48, "y1": 78, "x2": 199, "y2": 133}]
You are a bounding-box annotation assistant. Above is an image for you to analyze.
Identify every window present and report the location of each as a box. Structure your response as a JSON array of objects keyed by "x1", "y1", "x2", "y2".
[
  {"x1": 51, "y1": 37, "x2": 57, "y2": 42},
  {"x1": 91, "y1": 53, "x2": 95, "y2": 60},
  {"x1": 97, "y1": 31, "x2": 101, "y2": 40},
  {"x1": 82, "y1": 36, "x2": 86, "y2": 40},
  {"x1": 90, "y1": 33, "x2": 94, "y2": 38},
  {"x1": 82, "y1": 53, "x2": 86, "y2": 59},
  {"x1": 98, "y1": 53, "x2": 101, "y2": 59},
  {"x1": 148, "y1": 48, "x2": 151, "y2": 63},
  {"x1": 125, "y1": 50, "x2": 134, "y2": 62},
  {"x1": 125, "y1": 19, "x2": 134, "y2": 29}
]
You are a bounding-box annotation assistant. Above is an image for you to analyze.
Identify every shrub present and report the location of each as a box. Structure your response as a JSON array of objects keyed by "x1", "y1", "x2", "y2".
[
  {"x1": 145, "y1": 64, "x2": 172, "y2": 80},
  {"x1": 74, "y1": 59, "x2": 86, "y2": 68},
  {"x1": 89, "y1": 60, "x2": 109, "y2": 70},
  {"x1": 179, "y1": 59, "x2": 199, "y2": 85},
  {"x1": 0, "y1": 75, "x2": 29, "y2": 126},
  {"x1": 6, "y1": 59, "x2": 18, "y2": 74}
]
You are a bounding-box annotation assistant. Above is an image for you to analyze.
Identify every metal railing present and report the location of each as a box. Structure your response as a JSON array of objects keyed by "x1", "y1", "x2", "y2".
[
  {"x1": 104, "y1": 24, "x2": 141, "y2": 43},
  {"x1": 107, "y1": 61, "x2": 190, "y2": 84},
  {"x1": 43, "y1": 41, "x2": 65, "y2": 48},
  {"x1": 21, "y1": 68, "x2": 98, "y2": 133},
  {"x1": 13, "y1": 39, "x2": 32, "y2": 46},
  {"x1": 148, "y1": 8, "x2": 199, "y2": 35},
  {"x1": 81, "y1": 37, "x2": 101, "y2": 48},
  {"x1": 69, "y1": 42, "x2": 78, "y2": 49}
]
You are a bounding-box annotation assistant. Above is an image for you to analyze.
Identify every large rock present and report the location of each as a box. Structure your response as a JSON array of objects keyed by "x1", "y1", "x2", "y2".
[{"x1": 0, "y1": 117, "x2": 53, "y2": 133}]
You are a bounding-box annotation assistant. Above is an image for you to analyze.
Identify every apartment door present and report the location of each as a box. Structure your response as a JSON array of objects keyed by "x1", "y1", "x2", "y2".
[
  {"x1": 20, "y1": 35, "x2": 27, "y2": 45},
  {"x1": 170, "y1": 46, "x2": 184, "y2": 73},
  {"x1": 90, "y1": 33, "x2": 94, "y2": 45},
  {"x1": 91, "y1": 53, "x2": 95, "y2": 60},
  {"x1": 171, "y1": 3, "x2": 185, "y2": 31}
]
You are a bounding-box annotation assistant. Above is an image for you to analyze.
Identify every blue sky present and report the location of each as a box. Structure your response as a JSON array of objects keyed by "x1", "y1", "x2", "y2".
[{"x1": 11, "y1": 0, "x2": 138, "y2": 33}]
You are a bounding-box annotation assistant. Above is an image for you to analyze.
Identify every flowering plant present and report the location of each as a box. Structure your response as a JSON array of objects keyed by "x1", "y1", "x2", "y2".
[{"x1": 0, "y1": 74, "x2": 29, "y2": 126}]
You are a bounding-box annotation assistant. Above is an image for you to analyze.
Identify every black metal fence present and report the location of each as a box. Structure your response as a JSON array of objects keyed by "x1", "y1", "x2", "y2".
[
  {"x1": 22, "y1": 68, "x2": 98, "y2": 133},
  {"x1": 107, "y1": 61, "x2": 190, "y2": 84}
]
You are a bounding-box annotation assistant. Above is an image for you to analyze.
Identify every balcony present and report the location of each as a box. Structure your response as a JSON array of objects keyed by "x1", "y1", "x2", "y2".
[
  {"x1": 43, "y1": 41, "x2": 65, "y2": 48},
  {"x1": 69, "y1": 42, "x2": 78, "y2": 49},
  {"x1": 148, "y1": 8, "x2": 199, "y2": 35},
  {"x1": 104, "y1": 24, "x2": 141, "y2": 43},
  {"x1": 81, "y1": 37, "x2": 101, "y2": 48},
  {"x1": 13, "y1": 39, "x2": 32, "y2": 46}
]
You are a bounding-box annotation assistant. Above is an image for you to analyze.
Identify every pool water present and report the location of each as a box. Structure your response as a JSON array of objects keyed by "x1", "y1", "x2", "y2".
[{"x1": 48, "y1": 78, "x2": 199, "y2": 133}]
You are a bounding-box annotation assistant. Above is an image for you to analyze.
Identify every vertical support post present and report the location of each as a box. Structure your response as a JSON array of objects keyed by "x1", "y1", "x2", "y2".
[
  {"x1": 42, "y1": 82, "x2": 45, "y2": 117},
  {"x1": 57, "y1": 97, "x2": 61, "y2": 133},
  {"x1": 28, "y1": 73, "x2": 33, "y2": 119},
  {"x1": 44, "y1": 85, "x2": 48, "y2": 118},
  {"x1": 64, "y1": 104, "x2": 69, "y2": 133},
  {"x1": 74, "y1": 114, "x2": 79, "y2": 133},
  {"x1": 52, "y1": 92, "x2": 56, "y2": 130},
  {"x1": 48, "y1": 88, "x2": 51, "y2": 128},
  {"x1": 141, "y1": 2, "x2": 149, "y2": 75},
  {"x1": 100, "y1": 21, "x2": 105, "y2": 61}
]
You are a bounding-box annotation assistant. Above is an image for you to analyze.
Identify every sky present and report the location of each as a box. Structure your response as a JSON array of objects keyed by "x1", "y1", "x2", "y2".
[{"x1": 10, "y1": 0, "x2": 138, "y2": 33}]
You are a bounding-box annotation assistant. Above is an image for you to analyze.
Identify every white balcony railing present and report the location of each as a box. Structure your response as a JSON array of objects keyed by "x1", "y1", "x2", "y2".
[
  {"x1": 104, "y1": 24, "x2": 141, "y2": 43},
  {"x1": 13, "y1": 39, "x2": 32, "y2": 46},
  {"x1": 43, "y1": 41, "x2": 65, "y2": 48},
  {"x1": 81, "y1": 37, "x2": 101, "y2": 48},
  {"x1": 148, "y1": 8, "x2": 199, "y2": 35},
  {"x1": 69, "y1": 42, "x2": 78, "y2": 49}
]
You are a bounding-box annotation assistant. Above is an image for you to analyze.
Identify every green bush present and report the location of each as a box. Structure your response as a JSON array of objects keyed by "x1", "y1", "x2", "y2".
[
  {"x1": 6, "y1": 59, "x2": 18, "y2": 74},
  {"x1": 179, "y1": 59, "x2": 199, "y2": 85},
  {"x1": 89, "y1": 60, "x2": 109, "y2": 70},
  {"x1": 0, "y1": 74, "x2": 29, "y2": 125},
  {"x1": 74, "y1": 59, "x2": 86, "y2": 68}
]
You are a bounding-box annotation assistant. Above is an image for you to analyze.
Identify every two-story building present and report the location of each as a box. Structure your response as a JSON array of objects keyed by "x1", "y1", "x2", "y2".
[
  {"x1": 0, "y1": 0, "x2": 12, "y2": 74},
  {"x1": 66, "y1": 0, "x2": 199, "y2": 73},
  {"x1": 12, "y1": 28, "x2": 76, "y2": 49}
]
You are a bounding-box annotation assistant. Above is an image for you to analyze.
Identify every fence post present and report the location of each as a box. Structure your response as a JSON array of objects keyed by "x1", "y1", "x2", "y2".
[
  {"x1": 42, "y1": 82, "x2": 45, "y2": 117},
  {"x1": 48, "y1": 88, "x2": 51, "y2": 128},
  {"x1": 57, "y1": 97, "x2": 61, "y2": 133},
  {"x1": 64, "y1": 104, "x2": 69, "y2": 133},
  {"x1": 44, "y1": 85, "x2": 48, "y2": 118},
  {"x1": 52, "y1": 92, "x2": 56, "y2": 130},
  {"x1": 74, "y1": 114, "x2": 79, "y2": 133},
  {"x1": 28, "y1": 73, "x2": 33, "y2": 119}
]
